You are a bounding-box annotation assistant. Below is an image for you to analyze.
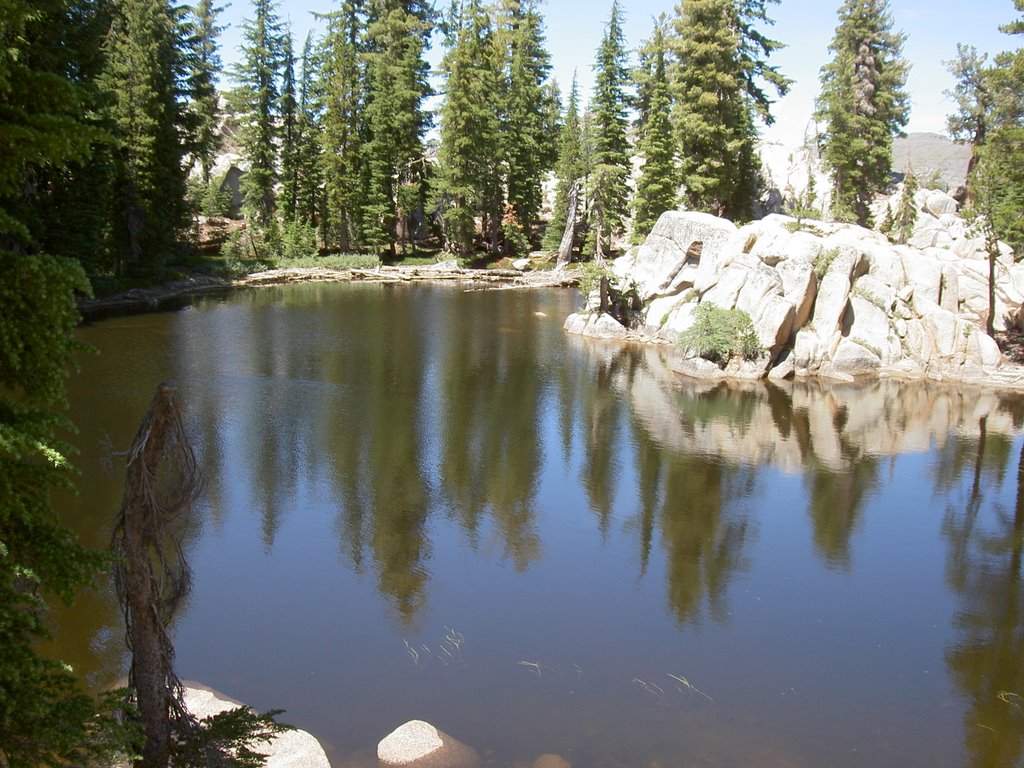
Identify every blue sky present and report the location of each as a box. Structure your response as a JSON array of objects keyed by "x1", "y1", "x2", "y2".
[{"x1": 217, "y1": 0, "x2": 1021, "y2": 147}]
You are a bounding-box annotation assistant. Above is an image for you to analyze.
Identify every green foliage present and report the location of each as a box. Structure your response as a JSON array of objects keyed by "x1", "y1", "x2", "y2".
[
  {"x1": 500, "y1": 205, "x2": 530, "y2": 257},
  {"x1": 678, "y1": 302, "x2": 763, "y2": 364},
  {"x1": 361, "y1": 0, "x2": 433, "y2": 254},
  {"x1": 631, "y1": 18, "x2": 676, "y2": 242},
  {"x1": 815, "y1": 0, "x2": 910, "y2": 226},
  {"x1": 100, "y1": 0, "x2": 191, "y2": 276},
  {"x1": 887, "y1": 169, "x2": 919, "y2": 244},
  {"x1": 576, "y1": 261, "x2": 613, "y2": 299},
  {"x1": 500, "y1": 0, "x2": 557, "y2": 234},
  {"x1": 230, "y1": 0, "x2": 287, "y2": 228},
  {"x1": 182, "y1": 0, "x2": 226, "y2": 183},
  {"x1": 202, "y1": 174, "x2": 235, "y2": 218},
  {"x1": 542, "y1": 73, "x2": 584, "y2": 251},
  {"x1": 586, "y1": 1, "x2": 631, "y2": 259},
  {"x1": 658, "y1": 0, "x2": 787, "y2": 220},
  {"x1": 0, "y1": 0, "x2": 129, "y2": 759},
  {"x1": 319, "y1": 1, "x2": 366, "y2": 251},
  {"x1": 170, "y1": 707, "x2": 292, "y2": 768},
  {"x1": 281, "y1": 218, "x2": 318, "y2": 260},
  {"x1": 434, "y1": 0, "x2": 502, "y2": 256},
  {"x1": 814, "y1": 247, "x2": 840, "y2": 280},
  {"x1": 671, "y1": 0, "x2": 757, "y2": 219}
]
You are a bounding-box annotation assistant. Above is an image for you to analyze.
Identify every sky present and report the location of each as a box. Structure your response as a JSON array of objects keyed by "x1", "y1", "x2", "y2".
[{"x1": 216, "y1": 0, "x2": 1021, "y2": 149}]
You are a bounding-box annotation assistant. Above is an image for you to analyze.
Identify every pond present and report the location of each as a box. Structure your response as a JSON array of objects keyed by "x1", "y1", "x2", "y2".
[{"x1": 55, "y1": 282, "x2": 1024, "y2": 768}]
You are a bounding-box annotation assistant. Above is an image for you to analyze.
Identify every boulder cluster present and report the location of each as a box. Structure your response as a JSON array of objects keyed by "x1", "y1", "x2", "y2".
[{"x1": 564, "y1": 188, "x2": 1024, "y2": 387}]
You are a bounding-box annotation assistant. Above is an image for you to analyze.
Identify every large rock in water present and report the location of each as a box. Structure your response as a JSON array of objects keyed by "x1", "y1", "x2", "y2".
[
  {"x1": 566, "y1": 200, "x2": 1024, "y2": 385},
  {"x1": 182, "y1": 686, "x2": 331, "y2": 768},
  {"x1": 377, "y1": 720, "x2": 481, "y2": 768}
]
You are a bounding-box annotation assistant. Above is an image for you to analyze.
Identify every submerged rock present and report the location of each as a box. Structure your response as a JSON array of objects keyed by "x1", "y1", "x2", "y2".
[{"x1": 377, "y1": 720, "x2": 481, "y2": 768}]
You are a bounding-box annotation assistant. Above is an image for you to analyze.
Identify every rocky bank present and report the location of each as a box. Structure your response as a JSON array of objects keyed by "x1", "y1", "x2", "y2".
[{"x1": 565, "y1": 187, "x2": 1024, "y2": 389}]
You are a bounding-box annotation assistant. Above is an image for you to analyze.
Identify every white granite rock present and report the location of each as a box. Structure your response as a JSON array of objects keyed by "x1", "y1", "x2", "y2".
[{"x1": 377, "y1": 720, "x2": 481, "y2": 768}]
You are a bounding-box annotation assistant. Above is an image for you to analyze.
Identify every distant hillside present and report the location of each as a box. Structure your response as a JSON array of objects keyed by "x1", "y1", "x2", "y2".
[{"x1": 892, "y1": 132, "x2": 971, "y2": 191}]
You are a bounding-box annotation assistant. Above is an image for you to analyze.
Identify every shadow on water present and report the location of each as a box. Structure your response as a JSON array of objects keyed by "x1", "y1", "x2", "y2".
[{"x1": 53, "y1": 283, "x2": 1024, "y2": 767}]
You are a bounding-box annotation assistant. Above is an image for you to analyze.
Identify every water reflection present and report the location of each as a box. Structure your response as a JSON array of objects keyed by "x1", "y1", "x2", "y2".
[
  {"x1": 56, "y1": 285, "x2": 1024, "y2": 766},
  {"x1": 940, "y1": 429, "x2": 1024, "y2": 767}
]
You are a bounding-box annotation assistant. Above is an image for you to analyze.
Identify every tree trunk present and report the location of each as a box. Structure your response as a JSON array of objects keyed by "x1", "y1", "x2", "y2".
[
  {"x1": 113, "y1": 385, "x2": 203, "y2": 768},
  {"x1": 555, "y1": 179, "x2": 581, "y2": 270},
  {"x1": 121, "y1": 387, "x2": 178, "y2": 768}
]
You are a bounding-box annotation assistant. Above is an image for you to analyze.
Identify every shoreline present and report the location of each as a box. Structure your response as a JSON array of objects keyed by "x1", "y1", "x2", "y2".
[{"x1": 75, "y1": 263, "x2": 580, "y2": 320}]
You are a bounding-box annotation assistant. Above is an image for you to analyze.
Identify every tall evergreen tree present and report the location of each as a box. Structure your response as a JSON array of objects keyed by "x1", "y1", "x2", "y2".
[
  {"x1": 733, "y1": 0, "x2": 790, "y2": 125},
  {"x1": 814, "y1": 0, "x2": 909, "y2": 225},
  {"x1": 543, "y1": 72, "x2": 584, "y2": 251},
  {"x1": 501, "y1": 0, "x2": 557, "y2": 238},
  {"x1": 434, "y1": 0, "x2": 502, "y2": 256},
  {"x1": 183, "y1": 0, "x2": 225, "y2": 183},
  {"x1": 1, "y1": 0, "x2": 117, "y2": 762},
  {"x1": 100, "y1": 0, "x2": 190, "y2": 275},
  {"x1": 278, "y1": 29, "x2": 299, "y2": 223},
  {"x1": 294, "y1": 33, "x2": 325, "y2": 228},
  {"x1": 587, "y1": 0, "x2": 631, "y2": 262},
  {"x1": 945, "y1": 44, "x2": 991, "y2": 197},
  {"x1": 319, "y1": 0, "x2": 366, "y2": 250},
  {"x1": 632, "y1": 20, "x2": 676, "y2": 241},
  {"x1": 231, "y1": 0, "x2": 287, "y2": 229},
  {"x1": 361, "y1": 0, "x2": 433, "y2": 254},
  {"x1": 671, "y1": 0, "x2": 757, "y2": 218},
  {"x1": 963, "y1": 1, "x2": 1024, "y2": 259}
]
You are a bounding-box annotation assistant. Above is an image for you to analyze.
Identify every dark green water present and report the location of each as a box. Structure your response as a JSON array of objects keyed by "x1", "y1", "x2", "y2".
[{"x1": 55, "y1": 282, "x2": 1024, "y2": 767}]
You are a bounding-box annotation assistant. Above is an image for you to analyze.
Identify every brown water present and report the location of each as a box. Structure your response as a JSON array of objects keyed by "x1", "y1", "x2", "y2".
[{"x1": 55, "y1": 282, "x2": 1024, "y2": 768}]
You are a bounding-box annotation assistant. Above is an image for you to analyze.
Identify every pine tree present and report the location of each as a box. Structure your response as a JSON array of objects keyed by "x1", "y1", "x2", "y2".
[
  {"x1": 434, "y1": 0, "x2": 502, "y2": 257},
  {"x1": 361, "y1": 0, "x2": 433, "y2": 255},
  {"x1": 945, "y1": 44, "x2": 992, "y2": 205},
  {"x1": 319, "y1": 1, "x2": 366, "y2": 250},
  {"x1": 20, "y1": 0, "x2": 113, "y2": 275},
  {"x1": 294, "y1": 33, "x2": 325, "y2": 229},
  {"x1": 231, "y1": 0, "x2": 286, "y2": 229},
  {"x1": 815, "y1": 0, "x2": 909, "y2": 226},
  {"x1": 587, "y1": 0, "x2": 631, "y2": 262},
  {"x1": 542, "y1": 72, "x2": 584, "y2": 251},
  {"x1": 101, "y1": 0, "x2": 190, "y2": 276},
  {"x1": 733, "y1": 0, "x2": 790, "y2": 125},
  {"x1": 183, "y1": 0, "x2": 225, "y2": 183},
  {"x1": 279, "y1": 29, "x2": 299, "y2": 223},
  {"x1": 966, "y1": 1, "x2": 1024, "y2": 259},
  {"x1": 1, "y1": 0, "x2": 117, "y2": 762},
  {"x1": 632, "y1": 20, "x2": 676, "y2": 242},
  {"x1": 501, "y1": 0, "x2": 556, "y2": 241},
  {"x1": 671, "y1": 0, "x2": 756, "y2": 218}
]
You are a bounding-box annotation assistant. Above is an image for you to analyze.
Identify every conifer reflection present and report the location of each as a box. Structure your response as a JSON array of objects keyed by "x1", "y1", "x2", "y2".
[
  {"x1": 941, "y1": 427, "x2": 1024, "y2": 768},
  {"x1": 439, "y1": 291, "x2": 544, "y2": 571}
]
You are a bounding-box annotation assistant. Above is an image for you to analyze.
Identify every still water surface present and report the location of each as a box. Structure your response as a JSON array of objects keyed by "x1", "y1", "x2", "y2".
[{"x1": 57, "y1": 283, "x2": 1024, "y2": 767}]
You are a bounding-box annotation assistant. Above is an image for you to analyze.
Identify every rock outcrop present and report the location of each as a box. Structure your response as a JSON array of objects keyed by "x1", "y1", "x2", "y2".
[{"x1": 565, "y1": 194, "x2": 1024, "y2": 386}]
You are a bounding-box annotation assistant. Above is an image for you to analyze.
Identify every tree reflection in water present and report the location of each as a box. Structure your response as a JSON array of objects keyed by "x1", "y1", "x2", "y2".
[{"x1": 940, "y1": 416, "x2": 1024, "y2": 768}]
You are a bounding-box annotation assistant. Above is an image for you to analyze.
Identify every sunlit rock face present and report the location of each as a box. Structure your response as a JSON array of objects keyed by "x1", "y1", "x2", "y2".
[{"x1": 565, "y1": 201, "x2": 1024, "y2": 388}]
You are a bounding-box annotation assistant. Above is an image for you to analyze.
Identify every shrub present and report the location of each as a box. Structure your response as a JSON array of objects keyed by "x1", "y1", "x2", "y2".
[
  {"x1": 282, "y1": 218, "x2": 319, "y2": 260},
  {"x1": 813, "y1": 247, "x2": 840, "y2": 280},
  {"x1": 576, "y1": 261, "x2": 613, "y2": 299},
  {"x1": 679, "y1": 303, "x2": 763, "y2": 364}
]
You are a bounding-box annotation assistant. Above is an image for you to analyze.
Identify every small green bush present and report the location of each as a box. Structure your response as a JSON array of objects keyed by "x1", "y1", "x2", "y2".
[
  {"x1": 679, "y1": 303, "x2": 763, "y2": 364},
  {"x1": 577, "y1": 261, "x2": 613, "y2": 298},
  {"x1": 282, "y1": 219, "x2": 319, "y2": 260},
  {"x1": 813, "y1": 247, "x2": 840, "y2": 280}
]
